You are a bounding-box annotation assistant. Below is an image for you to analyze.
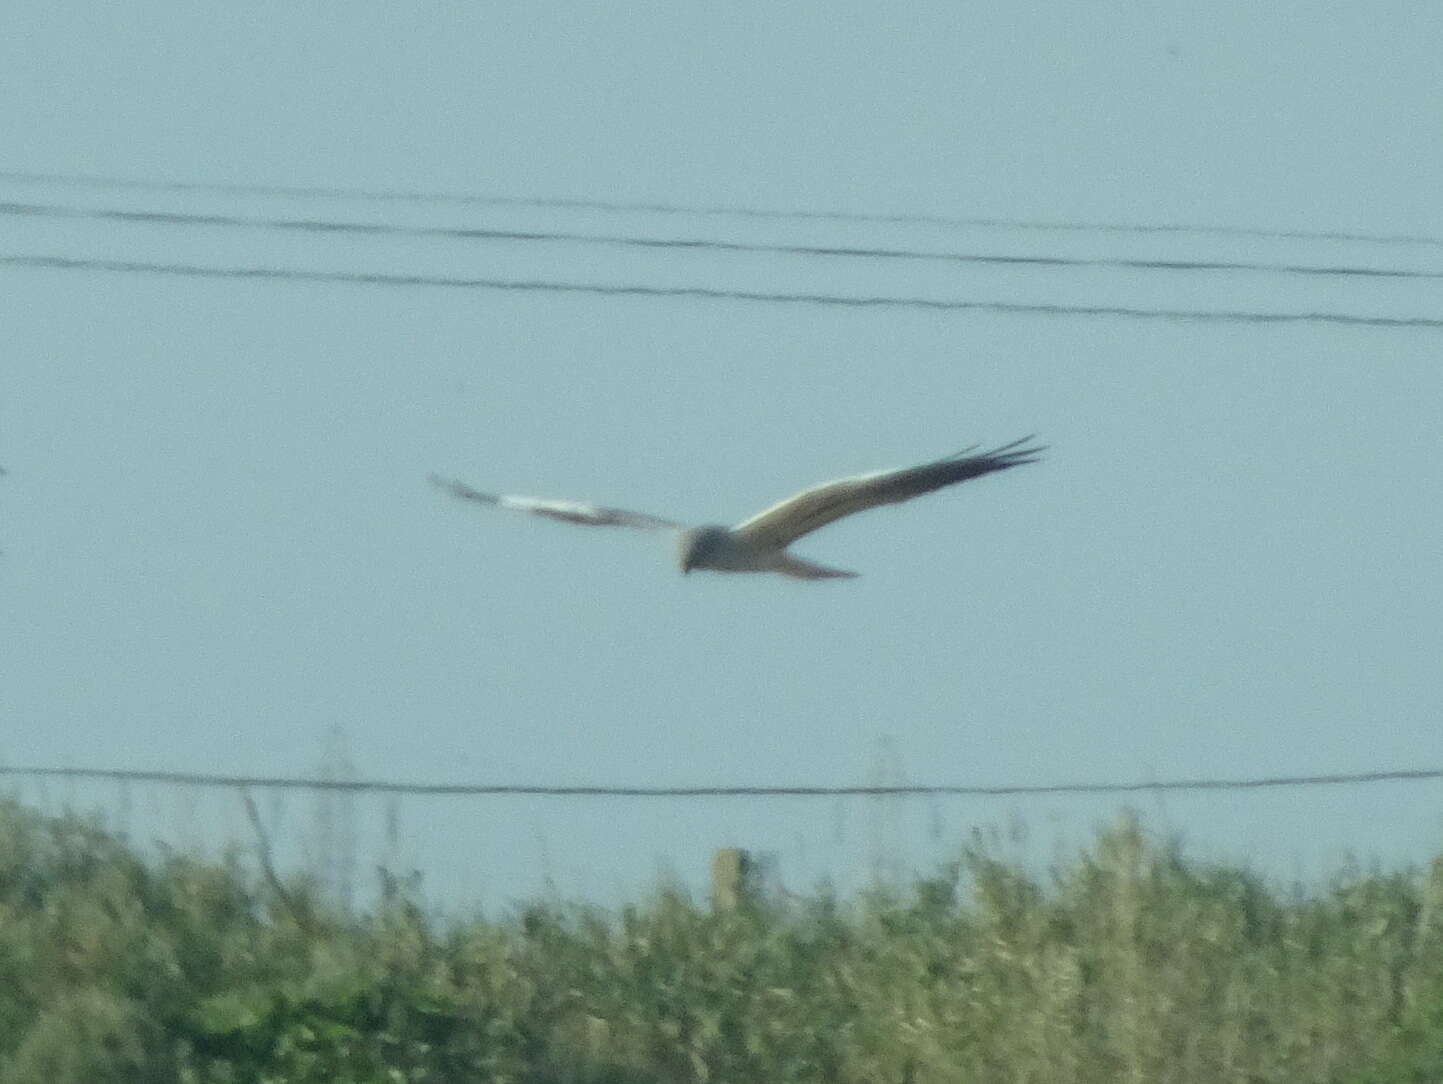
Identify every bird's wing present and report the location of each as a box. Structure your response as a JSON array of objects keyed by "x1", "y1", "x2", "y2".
[
  {"x1": 730, "y1": 437, "x2": 1045, "y2": 550},
  {"x1": 430, "y1": 474, "x2": 682, "y2": 530}
]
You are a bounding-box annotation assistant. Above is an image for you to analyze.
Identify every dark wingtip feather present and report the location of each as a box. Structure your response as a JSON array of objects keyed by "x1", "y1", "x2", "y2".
[
  {"x1": 946, "y1": 435, "x2": 1047, "y2": 469},
  {"x1": 428, "y1": 474, "x2": 500, "y2": 504}
]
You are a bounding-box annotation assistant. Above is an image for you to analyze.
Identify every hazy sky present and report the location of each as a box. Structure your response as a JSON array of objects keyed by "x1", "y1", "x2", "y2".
[{"x1": 4, "y1": 1, "x2": 1442, "y2": 909}]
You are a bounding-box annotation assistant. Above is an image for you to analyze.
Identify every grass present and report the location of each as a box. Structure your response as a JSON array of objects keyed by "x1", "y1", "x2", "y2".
[{"x1": 2, "y1": 796, "x2": 1442, "y2": 1082}]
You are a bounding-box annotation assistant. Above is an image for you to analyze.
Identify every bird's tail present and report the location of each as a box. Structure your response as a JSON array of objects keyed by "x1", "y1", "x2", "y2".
[{"x1": 775, "y1": 555, "x2": 860, "y2": 580}]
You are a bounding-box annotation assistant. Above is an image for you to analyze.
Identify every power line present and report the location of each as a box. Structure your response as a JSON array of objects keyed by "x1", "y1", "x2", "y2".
[
  {"x1": 5, "y1": 253, "x2": 1440, "y2": 329},
  {"x1": 1, "y1": 763, "x2": 1439, "y2": 797},
  {"x1": 5, "y1": 199, "x2": 1439, "y2": 283},
  {"x1": 5, "y1": 166, "x2": 1442, "y2": 250}
]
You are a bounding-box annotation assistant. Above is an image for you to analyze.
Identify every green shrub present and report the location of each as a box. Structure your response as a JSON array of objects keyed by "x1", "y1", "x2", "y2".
[{"x1": 1, "y1": 798, "x2": 1440, "y2": 1083}]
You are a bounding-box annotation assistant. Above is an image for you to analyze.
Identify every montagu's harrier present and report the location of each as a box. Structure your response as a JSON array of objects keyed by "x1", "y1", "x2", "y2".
[{"x1": 431, "y1": 436, "x2": 1043, "y2": 580}]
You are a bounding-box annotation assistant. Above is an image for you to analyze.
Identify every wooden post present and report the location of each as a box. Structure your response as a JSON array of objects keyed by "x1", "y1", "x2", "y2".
[{"x1": 711, "y1": 847, "x2": 752, "y2": 912}]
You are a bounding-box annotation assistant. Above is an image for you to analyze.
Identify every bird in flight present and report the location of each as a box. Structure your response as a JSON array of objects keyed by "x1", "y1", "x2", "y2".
[{"x1": 431, "y1": 436, "x2": 1043, "y2": 580}]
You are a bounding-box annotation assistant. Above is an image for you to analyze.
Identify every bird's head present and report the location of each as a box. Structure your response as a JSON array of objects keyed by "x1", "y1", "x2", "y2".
[{"x1": 677, "y1": 525, "x2": 730, "y2": 575}]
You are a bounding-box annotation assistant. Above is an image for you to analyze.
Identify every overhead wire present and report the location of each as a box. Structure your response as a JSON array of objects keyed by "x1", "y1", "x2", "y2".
[
  {"x1": 5, "y1": 166, "x2": 1443, "y2": 250},
  {"x1": 1, "y1": 763, "x2": 1439, "y2": 797},
  {"x1": 4, "y1": 253, "x2": 1439, "y2": 328},
  {"x1": 3, "y1": 199, "x2": 1439, "y2": 282}
]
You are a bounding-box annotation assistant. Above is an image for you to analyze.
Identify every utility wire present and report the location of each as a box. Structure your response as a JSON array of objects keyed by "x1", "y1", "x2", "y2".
[
  {"x1": 5, "y1": 254, "x2": 1439, "y2": 329},
  {"x1": 4, "y1": 167, "x2": 1442, "y2": 250},
  {"x1": 1, "y1": 764, "x2": 1439, "y2": 797},
  {"x1": 5, "y1": 199, "x2": 1439, "y2": 282}
]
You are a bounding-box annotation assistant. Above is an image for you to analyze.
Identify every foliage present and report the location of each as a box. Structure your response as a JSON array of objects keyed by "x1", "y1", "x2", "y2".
[{"x1": 1, "y1": 799, "x2": 1441, "y2": 1082}]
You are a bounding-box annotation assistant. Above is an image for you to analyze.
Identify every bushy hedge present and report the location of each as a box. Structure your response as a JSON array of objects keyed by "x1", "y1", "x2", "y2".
[{"x1": 2, "y1": 798, "x2": 1442, "y2": 1082}]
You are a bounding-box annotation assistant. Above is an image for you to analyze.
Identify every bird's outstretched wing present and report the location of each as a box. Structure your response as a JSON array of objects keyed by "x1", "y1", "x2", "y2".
[
  {"x1": 730, "y1": 437, "x2": 1045, "y2": 550},
  {"x1": 429, "y1": 474, "x2": 682, "y2": 530}
]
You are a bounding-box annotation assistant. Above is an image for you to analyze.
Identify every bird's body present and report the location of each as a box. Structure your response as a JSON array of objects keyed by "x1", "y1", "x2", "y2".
[
  {"x1": 676, "y1": 525, "x2": 859, "y2": 579},
  {"x1": 432, "y1": 437, "x2": 1043, "y2": 581}
]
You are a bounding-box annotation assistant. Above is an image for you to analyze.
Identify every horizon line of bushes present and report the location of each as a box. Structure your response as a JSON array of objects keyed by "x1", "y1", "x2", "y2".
[{"x1": 3, "y1": 796, "x2": 1443, "y2": 1082}]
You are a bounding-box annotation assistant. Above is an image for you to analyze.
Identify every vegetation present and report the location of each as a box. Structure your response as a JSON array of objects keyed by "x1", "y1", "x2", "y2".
[{"x1": 2, "y1": 796, "x2": 1443, "y2": 1082}]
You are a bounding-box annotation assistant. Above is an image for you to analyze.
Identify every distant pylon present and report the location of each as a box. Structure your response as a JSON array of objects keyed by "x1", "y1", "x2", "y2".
[
  {"x1": 311, "y1": 726, "x2": 358, "y2": 910},
  {"x1": 867, "y1": 736, "x2": 907, "y2": 888}
]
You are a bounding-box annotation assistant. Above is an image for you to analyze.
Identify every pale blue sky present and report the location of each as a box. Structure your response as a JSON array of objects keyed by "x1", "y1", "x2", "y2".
[{"x1": 4, "y1": 1, "x2": 1442, "y2": 908}]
